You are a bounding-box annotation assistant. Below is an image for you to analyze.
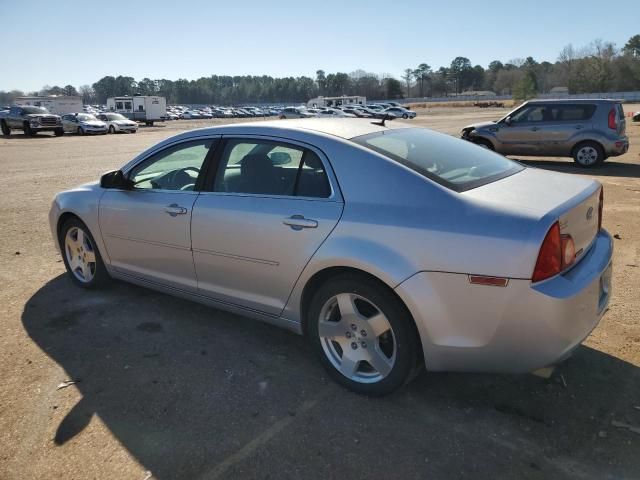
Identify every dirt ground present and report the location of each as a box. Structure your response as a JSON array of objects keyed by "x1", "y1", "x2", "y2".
[{"x1": 0, "y1": 106, "x2": 639, "y2": 480}]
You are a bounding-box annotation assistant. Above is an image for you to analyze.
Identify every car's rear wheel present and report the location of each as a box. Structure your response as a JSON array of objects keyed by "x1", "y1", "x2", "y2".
[
  {"x1": 59, "y1": 218, "x2": 110, "y2": 289},
  {"x1": 573, "y1": 141, "x2": 604, "y2": 167},
  {"x1": 308, "y1": 273, "x2": 421, "y2": 396},
  {"x1": 54, "y1": 128, "x2": 64, "y2": 137},
  {"x1": 108, "y1": 125, "x2": 116, "y2": 134},
  {"x1": 1, "y1": 121, "x2": 10, "y2": 136},
  {"x1": 23, "y1": 122, "x2": 33, "y2": 136}
]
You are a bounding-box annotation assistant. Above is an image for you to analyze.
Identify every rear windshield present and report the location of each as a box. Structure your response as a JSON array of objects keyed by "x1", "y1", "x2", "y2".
[{"x1": 352, "y1": 128, "x2": 523, "y2": 192}]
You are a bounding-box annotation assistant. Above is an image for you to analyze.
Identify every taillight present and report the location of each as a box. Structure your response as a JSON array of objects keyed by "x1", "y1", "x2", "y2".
[
  {"x1": 598, "y1": 187, "x2": 603, "y2": 231},
  {"x1": 608, "y1": 108, "x2": 616, "y2": 130},
  {"x1": 532, "y1": 222, "x2": 561, "y2": 282}
]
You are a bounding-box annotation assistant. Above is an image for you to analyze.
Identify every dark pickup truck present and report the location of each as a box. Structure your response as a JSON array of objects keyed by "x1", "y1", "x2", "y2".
[{"x1": 0, "y1": 105, "x2": 64, "y2": 136}]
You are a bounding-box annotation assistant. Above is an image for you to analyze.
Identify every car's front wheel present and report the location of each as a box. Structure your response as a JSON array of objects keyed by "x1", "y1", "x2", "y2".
[
  {"x1": 59, "y1": 218, "x2": 110, "y2": 288},
  {"x1": 77, "y1": 127, "x2": 85, "y2": 136},
  {"x1": 1, "y1": 121, "x2": 10, "y2": 136},
  {"x1": 108, "y1": 125, "x2": 116, "y2": 134},
  {"x1": 308, "y1": 273, "x2": 421, "y2": 396},
  {"x1": 54, "y1": 128, "x2": 64, "y2": 137},
  {"x1": 573, "y1": 141, "x2": 604, "y2": 167}
]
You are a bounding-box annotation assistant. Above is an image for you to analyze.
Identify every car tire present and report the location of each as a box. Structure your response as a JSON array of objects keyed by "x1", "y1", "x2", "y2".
[
  {"x1": 108, "y1": 125, "x2": 116, "y2": 134},
  {"x1": 1, "y1": 121, "x2": 10, "y2": 136},
  {"x1": 54, "y1": 128, "x2": 64, "y2": 137},
  {"x1": 23, "y1": 122, "x2": 33, "y2": 136},
  {"x1": 59, "y1": 218, "x2": 110, "y2": 289},
  {"x1": 572, "y1": 141, "x2": 604, "y2": 167},
  {"x1": 474, "y1": 138, "x2": 495, "y2": 150},
  {"x1": 307, "y1": 273, "x2": 421, "y2": 396},
  {"x1": 402, "y1": 113, "x2": 408, "y2": 119},
  {"x1": 77, "y1": 127, "x2": 85, "y2": 136}
]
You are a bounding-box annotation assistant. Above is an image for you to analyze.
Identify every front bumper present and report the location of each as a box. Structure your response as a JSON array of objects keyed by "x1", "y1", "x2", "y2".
[{"x1": 395, "y1": 230, "x2": 613, "y2": 373}]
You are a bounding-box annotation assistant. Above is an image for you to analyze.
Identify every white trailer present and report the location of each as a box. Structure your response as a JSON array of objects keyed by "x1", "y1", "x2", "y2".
[
  {"x1": 307, "y1": 95, "x2": 366, "y2": 108},
  {"x1": 15, "y1": 96, "x2": 82, "y2": 115},
  {"x1": 106, "y1": 95, "x2": 167, "y2": 125}
]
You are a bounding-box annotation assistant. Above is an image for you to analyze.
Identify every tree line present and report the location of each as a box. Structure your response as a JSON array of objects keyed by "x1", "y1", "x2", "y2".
[{"x1": 1, "y1": 35, "x2": 638, "y2": 106}]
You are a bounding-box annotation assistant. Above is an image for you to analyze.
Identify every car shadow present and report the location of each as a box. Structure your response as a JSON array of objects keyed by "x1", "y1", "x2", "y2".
[
  {"x1": 514, "y1": 158, "x2": 640, "y2": 178},
  {"x1": 22, "y1": 275, "x2": 640, "y2": 479},
  {"x1": 1, "y1": 133, "x2": 61, "y2": 139}
]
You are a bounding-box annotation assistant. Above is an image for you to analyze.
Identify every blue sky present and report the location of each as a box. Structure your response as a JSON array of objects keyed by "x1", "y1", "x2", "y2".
[{"x1": 2, "y1": 0, "x2": 638, "y2": 91}]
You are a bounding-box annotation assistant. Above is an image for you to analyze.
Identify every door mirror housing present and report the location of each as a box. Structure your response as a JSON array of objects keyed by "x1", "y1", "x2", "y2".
[
  {"x1": 504, "y1": 116, "x2": 512, "y2": 126},
  {"x1": 100, "y1": 170, "x2": 131, "y2": 189}
]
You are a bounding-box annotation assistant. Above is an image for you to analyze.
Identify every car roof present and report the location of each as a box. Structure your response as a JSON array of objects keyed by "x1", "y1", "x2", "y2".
[
  {"x1": 526, "y1": 98, "x2": 620, "y2": 104},
  {"x1": 241, "y1": 118, "x2": 408, "y2": 139}
]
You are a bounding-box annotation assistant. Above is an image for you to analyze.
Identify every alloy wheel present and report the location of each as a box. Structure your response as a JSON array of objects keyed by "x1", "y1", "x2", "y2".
[
  {"x1": 318, "y1": 293, "x2": 396, "y2": 383},
  {"x1": 64, "y1": 227, "x2": 96, "y2": 283},
  {"x1": 576, "y1": 146, "x2": 599, "y2": 166}
]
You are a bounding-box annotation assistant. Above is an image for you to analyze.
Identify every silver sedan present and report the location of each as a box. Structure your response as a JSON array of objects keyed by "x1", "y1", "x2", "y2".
[{"x1": 49, "y1": 119, "x2": 613, "y2": 395}]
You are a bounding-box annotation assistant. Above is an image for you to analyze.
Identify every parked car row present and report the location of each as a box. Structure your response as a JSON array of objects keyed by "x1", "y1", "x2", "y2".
[
  {"x1": 280, "y1": 104, "x2": 416, "y2": 120},
  {"x1": 166, "y1": 105, "x2": 281, "y2": 120},
  {"x1": 0, "y1": 106, "x2": 139, "y2": 137}
]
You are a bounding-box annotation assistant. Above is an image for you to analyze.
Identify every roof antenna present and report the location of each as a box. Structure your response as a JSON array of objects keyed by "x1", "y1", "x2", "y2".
[{"x1": 371, "y1": 113, "x2": 393, "y2": 127}]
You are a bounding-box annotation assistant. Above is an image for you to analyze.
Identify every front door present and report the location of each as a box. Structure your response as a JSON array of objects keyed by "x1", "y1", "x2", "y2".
[
  {"x1": 99, "y1": 137, "x2": 218, "y2": 291},
  {"x1": 495, "y1": 104, "x2": 548, "y2": 155},
  {"x1": 191, "y1": 137, "x2": 343, "y2": 315}
]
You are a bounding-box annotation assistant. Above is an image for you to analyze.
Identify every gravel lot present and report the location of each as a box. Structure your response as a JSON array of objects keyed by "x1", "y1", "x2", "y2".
[{"x1": 1, "y1": 106, "x2": 639, "y2": 480}]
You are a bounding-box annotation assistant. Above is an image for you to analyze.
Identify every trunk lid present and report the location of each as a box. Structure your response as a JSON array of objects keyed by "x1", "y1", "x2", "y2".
[{"x1": 462, "y1": 166, "x2": 601, "y2": 267}]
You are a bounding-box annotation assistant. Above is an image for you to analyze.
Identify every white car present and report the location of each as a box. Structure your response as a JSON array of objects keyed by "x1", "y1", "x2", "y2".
[
  {"x1": 317, "y1": 108, "x2": 357, "y2": 118},
  {"x1": 97, "y1": 113, "x2": 138, "y2": 134},
  {"x1": 61, "y1": 113, "x2": 107, "y2": 135}
]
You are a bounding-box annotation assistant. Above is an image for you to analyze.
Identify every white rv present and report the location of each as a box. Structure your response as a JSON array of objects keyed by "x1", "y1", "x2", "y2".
[
  {"x1": 15, "y1": 96, "x2": 83, "y2": 115},
  {"x1": 106, "y1": 95, "x2": 167, "y2": 125},
  {"x1": 307, "y1": 95, "x2": 366, "y2": 108}
]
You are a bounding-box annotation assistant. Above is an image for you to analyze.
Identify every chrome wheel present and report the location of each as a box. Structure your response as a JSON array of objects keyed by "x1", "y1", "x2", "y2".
[
  {"x1": 576, "y1": 146, "x2": 599, "y2": 165},
  {"x1": 318, "y1": 293, "x2": 396, "y2": 384},
  {"x1": 64, "y1": 227, "x2": 96, "y2": 283}
]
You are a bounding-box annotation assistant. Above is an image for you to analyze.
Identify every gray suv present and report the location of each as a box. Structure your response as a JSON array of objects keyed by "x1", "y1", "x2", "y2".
[{"x1": 461, "y1": 99, "x2": 629, "y2": 167}]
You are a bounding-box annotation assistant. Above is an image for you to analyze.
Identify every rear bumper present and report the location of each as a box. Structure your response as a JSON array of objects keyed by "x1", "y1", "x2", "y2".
[
  {"x1": 395, "y1": 230, "x2": 613, "y2": 373},
  {"x1": 605, "y1": 137, "x2": 629, "y2": 157}
]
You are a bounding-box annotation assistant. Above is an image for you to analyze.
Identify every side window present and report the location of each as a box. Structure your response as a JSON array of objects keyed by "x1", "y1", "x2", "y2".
[
  {"x1": 116, "y1": 101, "x2": 123, "y2": 109},
  {"x1": 558, "y1": 104, "x2": 596, "y2": 121},
  {"x1": 213, "y1": 140, "x2": 330, "y2": 198},
  {"x1": 124, "y1": 101, "x2": 132, "y2": 110},
  {"x1": 511, "y1": 106, "x2": 547, "y2": 123},
  {"x1": 129, "y1": 139, "x2": 214, "y2": 191}
]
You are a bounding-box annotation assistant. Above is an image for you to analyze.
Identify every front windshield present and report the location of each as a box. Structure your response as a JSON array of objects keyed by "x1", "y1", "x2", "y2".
[
  {"x1": 77, "y1": 114, "x2": 98, "y2": 121},
  {"x1": 352, "y1": 128, "x2": 523, "y2": 191},
  {"x1": 105, "y1": 113, "x2": 126, "y2": 121},
  {"x1": 22, "y1": 106, "x2": 48, "y2": 114}
]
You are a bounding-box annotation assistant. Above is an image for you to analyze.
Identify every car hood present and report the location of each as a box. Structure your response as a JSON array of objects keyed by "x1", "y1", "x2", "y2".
[
  {"x1": 81, "y1": 121, "x2": 106, "y2": 127},
  {"x1": 115, "y1": 120, "x2": 136, "y2": 125}
]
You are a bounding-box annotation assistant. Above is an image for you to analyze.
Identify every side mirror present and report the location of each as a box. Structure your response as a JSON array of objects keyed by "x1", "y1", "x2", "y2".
[
  {"x1": 504, "y1": 116, "x2": 512, "y2": 126},
  {"x1": 100, "y1": 170, "x2": 131, "y2": 189}
]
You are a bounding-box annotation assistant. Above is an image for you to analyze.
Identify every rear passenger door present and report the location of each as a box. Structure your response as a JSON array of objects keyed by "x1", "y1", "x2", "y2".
[
  {"x1": 541, "y1": 104, "x2": 597, "y2": 155},
  {"x1": 191, "y1": 137, "x2": 343, "y2": 316}
]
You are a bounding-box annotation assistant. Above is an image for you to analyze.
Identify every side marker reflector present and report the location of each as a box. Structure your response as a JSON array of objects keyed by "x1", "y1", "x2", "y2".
[{"x1": 468, "y1": 275, "x2": 508, "y2": 287}]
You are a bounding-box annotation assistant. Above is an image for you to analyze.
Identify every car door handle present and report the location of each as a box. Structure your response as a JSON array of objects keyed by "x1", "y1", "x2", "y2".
[
  {"x1": 283, "y1": 215, "x2": 318, "y2": 230},
  {"x1": 165, "y1": 203, "x2": 188, "y2": 216}
]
